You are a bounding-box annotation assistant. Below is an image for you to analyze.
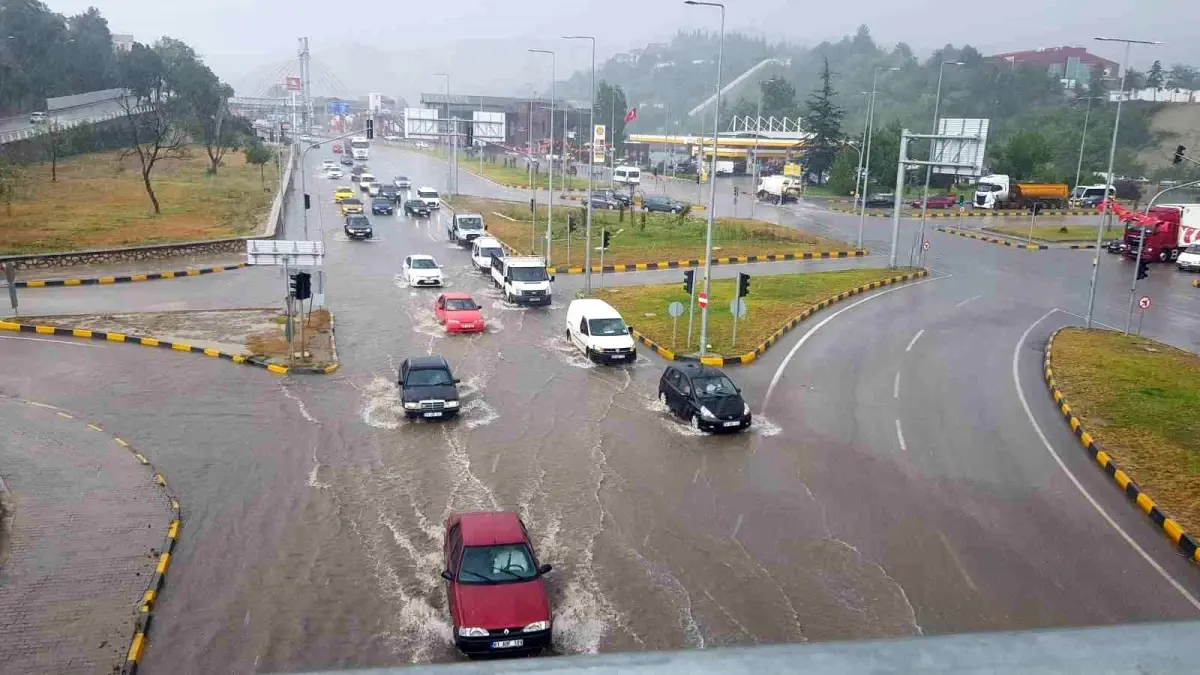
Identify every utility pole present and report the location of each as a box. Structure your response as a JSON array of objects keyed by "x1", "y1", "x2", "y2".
[
  {"x1": 1125, "y1": 226, "x2": 1147, "y2": 334},
  {"x1": 563, "y1": 35, "x2": 596, "y2": 293},
  {"x1": 1074, "y1": 95, "x2": 1101, "y2": 194},
  {"x1": 530, "y1": 48, "x2": 556, "y2": 266},
  {"x1": 859, "y1": 67, "x2": 898, "y2": 249},
  {"x1": 917, "y1": 60, "x2": 962, "y2": 267},
  {"x1": 750, "y1": 86, "x2": 762, "y2": 219}
]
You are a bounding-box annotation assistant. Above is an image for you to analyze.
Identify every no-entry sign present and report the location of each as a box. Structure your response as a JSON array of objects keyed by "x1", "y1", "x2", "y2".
[{"x1": 698, "y1": 292, "x2": 708, "y2": 309}]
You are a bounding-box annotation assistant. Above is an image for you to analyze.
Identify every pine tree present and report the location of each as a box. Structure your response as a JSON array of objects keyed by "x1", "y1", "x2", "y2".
[{"x1": 801, "y1": 58, "x2": 844, "y2": 184}]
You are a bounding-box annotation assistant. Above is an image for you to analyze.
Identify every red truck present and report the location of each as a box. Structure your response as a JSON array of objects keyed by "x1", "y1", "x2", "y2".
[{"x1": 1123, "y1": 203, "x2": 1200, "y2": 262}]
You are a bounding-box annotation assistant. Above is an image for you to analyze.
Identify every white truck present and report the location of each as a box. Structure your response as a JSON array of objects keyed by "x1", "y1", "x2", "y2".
[
  {"x1": 491, "y1": 256, "x2": 553, "y2": 306},
  {"x1": 715, "y1": 159, "x2": 735, "y2": 176},
  {"x1": 756, "y1": 175, "x2": 801, "y2": 204},
  {"x1": 447, "y1": 212, "x2": 485, "y2": 246}
]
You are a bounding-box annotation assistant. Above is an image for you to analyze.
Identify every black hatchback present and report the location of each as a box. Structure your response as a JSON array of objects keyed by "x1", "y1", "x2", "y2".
[{"x1": 658, "y1": 363, "x2": 751, "y2": 432}]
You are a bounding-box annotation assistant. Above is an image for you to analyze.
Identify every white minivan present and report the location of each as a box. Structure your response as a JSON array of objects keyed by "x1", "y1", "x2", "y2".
[
  {"x1": 613, "y1": 165, "x2": 641, "y2": 186},
  {"x1": 470, "y1": 237, "x2": 505, "y2": 272},
  {"x1": 416, "y1": 186, "x2": 441, "y2": 209},
  {"x1": 565, "y1": 299, "x2": 637, "y2": 364}
]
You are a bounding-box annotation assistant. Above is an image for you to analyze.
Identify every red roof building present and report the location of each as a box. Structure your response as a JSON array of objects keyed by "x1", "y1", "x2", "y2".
[{"x1": 989, "y1": 46, "x2": 1119, "y2": 87}]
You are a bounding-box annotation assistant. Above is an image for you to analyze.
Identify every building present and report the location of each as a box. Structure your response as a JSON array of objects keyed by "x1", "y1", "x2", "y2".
[
  {"x1": 112, "y1": 34, "x2": 135, "y2": 52},
  {"x1": 416, "y1": 93, "x2": 591, "y2": 152},
  {"x1": 988, "y1": 46, "x2": 1119, "y2": 88}
]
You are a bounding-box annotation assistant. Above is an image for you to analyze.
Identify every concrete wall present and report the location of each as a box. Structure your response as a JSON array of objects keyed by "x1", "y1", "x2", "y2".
[{"x1": 46, "y1": 88, "x2": 127, "y2": 111}]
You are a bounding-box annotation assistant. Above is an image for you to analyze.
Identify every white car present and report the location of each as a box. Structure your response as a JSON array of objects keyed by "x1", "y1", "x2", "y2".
[
  {"x1": 1177, "y1": 244, "x2": 1200, "y2": 272},
  {"x1": 321, "y1": 159, "x2": 336, "y2": 170},
  {"x1": 326, "y1": 167, "x2": 344, "y2": 178},
  {"x1": 416, "y1": 186, "x2": 441, "y2": 209},
  {"x1": 566, "y1": 298, "x2": 636, "y2": 364},
  {"x1": 403, "y1": 254, "x2": 444, "y2": 287},
  {"x1": 368, "y1": 182, "x2": 382, "y2": 197},
  {"x1": 470, "y1": 237, "x2": 506, "y2": 271},
  {"x1": 359, "y1": 173, "x2": 376, "y2": 191}
]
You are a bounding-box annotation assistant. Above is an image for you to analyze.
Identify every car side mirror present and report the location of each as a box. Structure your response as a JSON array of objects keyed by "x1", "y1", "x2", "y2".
[
  {"x1": 453, "y1": 378, "x2": 461, "y2": 384},
  {"x1": 627, "y1": 326, "x2": 634, "y2": 335},
  {"x1": 441, "y1": 570, "x2": 454, "y2": 581},
  {"x1": 550, "y1": 275, "x2": 556, "y2": 282},
  {"x1": 537, "y1": 563, "x2": 553, "y2": 575}
]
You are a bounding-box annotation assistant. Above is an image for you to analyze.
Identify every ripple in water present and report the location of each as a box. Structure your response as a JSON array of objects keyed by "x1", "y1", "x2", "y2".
[{"x1": 360, "y1": 375, "x2": 404, "y2": 430}]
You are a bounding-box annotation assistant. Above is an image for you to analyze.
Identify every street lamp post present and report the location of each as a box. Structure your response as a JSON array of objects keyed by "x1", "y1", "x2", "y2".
[
  {"x1": 1073, "y1": 95, "x2": 1104, "y2": 195},
  {"x1": 684, "y1": 0, "x2": 725, "y2": 357},
  {"x1": 1084, "y1": 36, "x2": 1161, "y2": 329},
  {"x1": 563, "y1": 35, "x2": 596, "y2": 292},
  {"x1": 529, "y1": 49, "x2": 556, "y2": 266},
  {"x1": 433, "y1": 72, "x2": 454, "y2": 194},
  {"x1": 852, "y1": 91, "x2": 870, "y2": 218},
  {"x1": 750, "y1": 85, "x2": 763, "y2": 219},
  {"x1": 859, "y1": 67, "x2": 898, "y2": 249},
  {"x1": 917, "y1": 60, "x2": 963, "y2": 266}
]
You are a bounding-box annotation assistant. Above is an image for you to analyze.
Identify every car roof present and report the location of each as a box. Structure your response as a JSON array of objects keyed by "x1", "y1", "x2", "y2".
[
  {"x1": 570, "y1": 298, "x2": 622, "y2": 319},
  {"x1": 442, "y1": 291, "x2": 474, "y2": 300},
  {"x1": 473, "y1": 237, "x2": 501, "y2": 247},
  {"x1": 407, "y1": 354, "x2": 450, "y2": 370},
  {"x1": 417, "y1": 186, "x2": 438, "y2": 192},
  {"x1": 342, "y1": 198, "x2": 361, "y2": 203},
  {"x1": 371, "y1": 197, "x2": 389, "y2": 201},
  {"x1": 336, "y1": 186, "x2": 353, "y2": 191},
  {"x1": 669, "y1": 362, "x2": 726, "y2": 379},
  {"x1": 409, "y1": 253, "x2": 436, "y2": 261},
  {"x1": 456, "y1": 511, "x2": 526, "y2": 546}
]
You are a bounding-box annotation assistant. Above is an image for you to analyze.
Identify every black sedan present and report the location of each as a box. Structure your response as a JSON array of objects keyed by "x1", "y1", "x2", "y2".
[
  {"x1": 863, "y1": 195, "x2": 896, "y2": 208},
  {"x1": 344, "y1": 214, "x2": 374, "y2": 240},
  {"x1": 657, "y1": 363, "x2": 751, "y2": 433},
  {"x1": 339, "y1": 156, "x2": 353, "y2": 166},
  {"x1": 590, "y1": 194, "x2": 621, "y2": 210},
  {"x1": 371, "y1": 197, "x2": 394, "y2": 215},
  {"x1": 404, "y1": 199, "x2": 432, "y2": 218},
  {"x1": 379, "y1": 184, "x2": 400, "y2": 202}
]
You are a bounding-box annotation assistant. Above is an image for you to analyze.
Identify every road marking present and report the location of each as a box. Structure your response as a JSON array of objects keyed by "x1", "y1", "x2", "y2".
[
  {"x1": 895, "y1": 419, "x2": 907, "y2": 452},
  {"x1": 1013, "y1": 309, "x2": 1200, "y2": 612},
  {"x1": 764, "y1": 274, "x2": 946, "y2": 408},
  {"x1": 1057, "y1": 310, "x2": 1121, "y2": 332},
  {"x1": 905, "y1": 329, "x2": 924, "y2": 352},
  {"x1": 956, "y1": 294, "x2": 982, "y2": 308},
  {"x1": 0, "y1": 335, "x2": 98, "y2": 348},
  {"x1": 893, "y1": 371, "x2": 901, "y2": 399}
]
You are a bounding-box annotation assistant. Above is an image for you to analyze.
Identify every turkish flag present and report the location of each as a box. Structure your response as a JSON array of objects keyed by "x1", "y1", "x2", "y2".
[{"x1": 624, "y1": 107, "x2": 637, "y2": 123}]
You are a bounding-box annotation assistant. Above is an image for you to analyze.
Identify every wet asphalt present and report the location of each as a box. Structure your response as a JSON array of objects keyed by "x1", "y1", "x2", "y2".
[{"x1": 1, "y1": 144, "x2": 1199, "y2": 673}]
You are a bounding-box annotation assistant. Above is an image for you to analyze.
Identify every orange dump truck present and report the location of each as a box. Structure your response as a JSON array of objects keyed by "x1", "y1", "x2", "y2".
[{"x1": 974, "y1": 175, "x2": 1069, "y2": 210}]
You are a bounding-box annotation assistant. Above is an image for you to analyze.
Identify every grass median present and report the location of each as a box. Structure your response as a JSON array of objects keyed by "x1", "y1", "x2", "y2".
[
  {"x1": 1051, "y1": 328, "x2": 1200, "y2": 533},
  {"x1": 989, "y1": 225, "x2": 1104, "y2": 242},
  {"x1": 1, "y1": 148, "x2": 278, "y2": 255},
  {"x1": 446, "y1": 195, "x2": 857, "y2": 269},
  {"x1": 595, "y1": 267, "x2": 915, "y2": 357}
]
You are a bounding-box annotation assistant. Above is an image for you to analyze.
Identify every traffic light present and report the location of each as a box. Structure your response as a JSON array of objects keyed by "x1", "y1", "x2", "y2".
[
  {"x1": 736, "y1": 272, "x2": 751, "y2": 298},
  {"x1": 1137, "y1": 261, "x2": 1150, "y2": 281},
  {"x1": 602, "y1": 230, "x2": 612, "y2": 249},
  {"x1": 683, "y1": 269, "x2": 695, "y2": 294},
  {"x1": 303, "y1": 193, "x2": 311, "y2": 210},
  {"x1": 1174, "y1": 145, "x2": 1187, "y2": 165},
  {"x1": 290, "y1": 271, "x2": 312, "y2": 300},
  {"x1": 366, "y1": 118, "x2": 374, "y2": 140}
]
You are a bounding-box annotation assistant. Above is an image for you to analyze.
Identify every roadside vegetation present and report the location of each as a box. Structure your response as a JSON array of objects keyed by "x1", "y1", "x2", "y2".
[
  {"x1": 987, "y1": 225, "x2": 1105, "y2": 243},
  {"x1": 1051, "y1": 328, "x2": 1200, "y2": 533},
  {"x1": 447, "y1": 195, "x2": 856, "y2": 268},
  {"x1": 0, "y1": 149, "x2": 277, "y2": 255},
  {"x1": 427, "y1": 150, "x2": 590, "y2": 191},
  {"x1": 595, "y1": 268, "x2": 913, "y2": 357}
]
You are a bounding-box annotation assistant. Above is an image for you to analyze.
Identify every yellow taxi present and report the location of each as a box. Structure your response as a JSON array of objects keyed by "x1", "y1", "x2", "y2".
[
  {"x1": 334, "y1": 186, "x2": 355, "y2": 203},
  {"x1": 340, "y1": 198, "x2": 363, "y2": 216}
]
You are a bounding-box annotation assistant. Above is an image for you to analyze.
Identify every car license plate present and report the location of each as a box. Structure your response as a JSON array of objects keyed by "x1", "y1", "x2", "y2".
[
  {"x1": 611, "y1": 353, "x2": 627, "y2": 359},
  {"x1": 722, "y1": 421, "x2": 740, "y2": 427},
  {"x1": 423, "y1": 411, "x2": 443, "y2": 418},
  {"x1": 491, "y1": 639, "x2": 524, "y2": 649},
  {"x1": 461, "y1": 324, "x2": 474, "y2": 329}
]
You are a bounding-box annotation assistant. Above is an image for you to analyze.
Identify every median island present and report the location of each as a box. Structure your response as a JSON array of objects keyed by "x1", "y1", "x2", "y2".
[
  {"x1": 447, "y1": 195, "x2": 860, "y2": 270},
  {"x1": 1050, "y1": 329, "x2": 1200, "y2": 533},
  {"x1": 594, "y1": 267, "x2": 920, "y2": 357}
]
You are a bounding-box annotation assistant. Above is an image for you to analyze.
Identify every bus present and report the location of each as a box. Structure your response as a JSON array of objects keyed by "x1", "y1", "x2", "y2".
[{"x1": 348, "y1": 136, "x2": 369, "y2": 160}]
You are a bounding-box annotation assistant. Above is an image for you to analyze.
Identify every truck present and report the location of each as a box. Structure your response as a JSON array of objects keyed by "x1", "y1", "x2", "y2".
[
  {"x1": 714, "y1": 160, "x2": 735, "y2": 176},
  {"x1": 447, "y1": 212, "x2": 485, "y2": 246},
  {"x1": 1123, "y1": 203, "x2": 1200, "y2": 263},
  {"x1": 756, "y1": 175, "x2": 802, "y2": 204},
  {"x1": 491, "y1": 256, "x2": 553, "y2": 306},
  {"x1": 973, "y1": 175, "x2": 1069, "y2": 210}
]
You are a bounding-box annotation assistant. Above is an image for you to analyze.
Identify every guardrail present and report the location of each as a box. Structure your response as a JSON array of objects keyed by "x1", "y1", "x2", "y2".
[{"x1": 0, "y1": 103, "x2": 151, "y2": 145}]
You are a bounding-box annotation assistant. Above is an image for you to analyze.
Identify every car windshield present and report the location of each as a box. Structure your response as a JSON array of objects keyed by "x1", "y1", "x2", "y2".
[
  {"x1": 395, "y1": 176, "x2": 408, "y2": 181},
  {"x1": 406, "y1": 368, "x2": 452, "y2": 386},
  {"x1": 691, "y1": 375, "x2": 739, "y2": 397},
  {"x1": 457, "y1": 217, "x2": 483, "y2": 230},
  {"x1": 510, "y1": 266, "x2": 548, "y2": 282},
  {"x1": 477, "y1": 247, "x2": 503, "y2": 260},
  {"x1": 445, "y1": 298, "x2": 477, "y2": 311},
  {"x1": 346, "y1": 216, "x2": 369, "y2": 226},
  {"x1": 458, "y1": 544, "x2": 537, "y2": 584},
  {"x1": 410, "y1": 258, "x2": 438, "y2": 269},
  {"x1": 372, "y1": 199, "x2": 389, "y2": 205},
  {"x1": 977, "y1": 183, "x2": 1002, "y2": 193},
  {"x1": 1187, "y1": 245, "x2": 1200, "y2": 254},
  {"x1": 342, "y1": 199, "x2": 361, "y2": 205},
  {"x1": 588, "y1": 318, "x2": 627, "y2": 336},
  {"x1": 407, "y1": 201, "x2": 425, "y2": 209}
]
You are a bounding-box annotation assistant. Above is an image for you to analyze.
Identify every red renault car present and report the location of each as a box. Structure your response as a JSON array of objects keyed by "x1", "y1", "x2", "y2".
[{"x1": 442, "y1": 512, "x2": 554, "y2": 655}]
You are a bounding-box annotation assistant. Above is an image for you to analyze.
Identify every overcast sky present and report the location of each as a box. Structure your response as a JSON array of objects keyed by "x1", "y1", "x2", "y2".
[{"x1": 48, "y1": 0, "x2": 1200, "y2": 98}]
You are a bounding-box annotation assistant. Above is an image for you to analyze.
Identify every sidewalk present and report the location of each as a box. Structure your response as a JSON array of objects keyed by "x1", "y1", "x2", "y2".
[
  {"x1": 0, "y1": 395, "x2": 171, "y2": 674},
  {"x1": 3, "y1": 251, "x2": 245, "y2": 284}
]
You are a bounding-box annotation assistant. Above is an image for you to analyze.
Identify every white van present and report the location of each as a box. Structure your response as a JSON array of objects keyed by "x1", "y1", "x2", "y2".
[
  {"x1": 491, "y1": 256, "x2": 552, "y2": 306},
  {"x1": 613, "y1": 165, "x2": 641, "y2": 186},
  {"x1": 470, "y1": 237, "x2": 505, "y2": 272},
  {"x1": 566, "y1": 299, "x2": 636, "y2": 364},
  {"x1": 416, "y1": 186, "x2": 441, "y2": 209}
]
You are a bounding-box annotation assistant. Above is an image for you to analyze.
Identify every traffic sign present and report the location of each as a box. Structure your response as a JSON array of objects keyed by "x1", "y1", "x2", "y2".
[
  {"x1": 729, "y1": 297, "x2": 747, "y2": 318},
  {"x1": 697, "y1": 292, "x2": 708, "y2": 309},
  {"x1": 922, "y1": 240, "x2": 930, "y2": 251},
  {"x1": 1139, "y1": 295, "x2": 1152, "y2": 310},
  {"x1": 667, "y1": 301, "x2": 685, "y2": 317}
]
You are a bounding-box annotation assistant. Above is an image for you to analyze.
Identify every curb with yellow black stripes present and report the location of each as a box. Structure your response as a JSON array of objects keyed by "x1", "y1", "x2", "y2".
[
  {"x1": 830, "y1": 206, "x2": 1096, "y2": 218},
  {"x1": 936, "y1": 227, "x2": 1047, "y2": 250},
  {"x1": 1043, "y1": 327, "x2": 1200, "y2": 563},
  {"x1": 1193, "y1": 278, "x2": 1199, "y2": 288},
  {"x1": 11, "y1": 263, "x2": 246, "y2": 288},
  {"x1": 0, "y1": 316, "x2": 340, "y2": 375},
  {"x1": 630, "y1": 269, "x2": 929, "y2": 367},
  {"x1": 546, "y1": 250, "x2": 868, "y2": 275}
]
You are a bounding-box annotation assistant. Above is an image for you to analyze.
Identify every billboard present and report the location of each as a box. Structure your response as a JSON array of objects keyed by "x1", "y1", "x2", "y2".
[
  {"x1": 473, "y1": 111, "x2": 505, "y2": 145},
  {"x1": 932, "y1": 118, "x2": 990, "y2": 177},
  {"x1": 368, "y1": 92, "x2": 383, "y2": 113},
  {"x1": 593, "y1": 124, "x2": 606, "y2": 164},
  {"x1": 327, "y1": 101, "x2": 349, "y2": 115},
  {"x1": 404, "y1": 107, "x2": 439, "y2": 140},
  {"x1": 285, "y1": 77, "x2": 301, "y2": 91}
]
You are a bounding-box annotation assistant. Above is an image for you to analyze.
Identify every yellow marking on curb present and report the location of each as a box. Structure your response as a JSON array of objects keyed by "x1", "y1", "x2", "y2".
[
  {"x1": 0, "y1": 321, "x2": 19, "y2": 331},
  {"x1": 699, "y1": 356, "x2": 724, "y2": 366},
  {"x1": 72, "y1": 328, "x2": 92, "y2": 338},
  {"x1": 134, "y1": 452, "x2": 148, "y2": 464},
  {"x1": 203, "y1": 348, "x2": 220, "y2": 357},
  {"x1": 35, "y1": 325, "x2": 55, "y2": 334},
  {"x1": 141, "y1": 589, "x2": 156, "y2": 610},
  {"x1": 114, "y1": 437, "x2": 129, "y2": 447},
  {"x1": 154, "y1": 473, "x2": 166, "y2": 487},
  {"x1": 127, "y1": 632, "x2": 146, "y2": 662},
  {"x1": 56, "y1": 411, "x2": 73, "y2": 419},
  {"x1": 98, "y1": 276, "x2": 116, "y2": 284},
  {"x1": 1068, "y1": 416, "x2": 1080, "y2": 432},
  {"x1": 162, "y1": 271, "x2": 175, "y2": 278},
  {"x1": 87, "y1": 423, "x2": 103, "y2": 432},
  {"x1": 324, "y1": 363, "x2": 341, "y2": 373},
  {"x1": 171, "y1": 342, "x2": 192, "y2": 351},
  {"x1": 170, "y1": 498, "x2": 180, "y2": 510},
  {"x1": 140, "y1": 337, "x2": 159, "y2": 347},
  {"x1": 1080, "y1": 431, "x2": 1094, "y2": 447},
  {"x1": 232, "y1": 355, "x2": 246, "y2": 363},
  {"x1": 168, "y1": 520, "x2": 180, "y2": 538},
  {"x1": 267, "y1": 364, "x2": 289, "y2": 374},
  {"x1": 1135, "y1": 493, "x2": 1155, "y2": 515},
  {"x1": 1094, "y1": 449, "x2": 1110, "y2": 467},
  {"x1": 155, "y1": 551, "x2": 170, "y2": 574},
  {"x1": 106, "y1": 332, "x2": 126, "y2": 342},
  {"x1": 131, "y1": 274, "x2": 148, "y2": 282},
  {"x1": 187, "y1": 269, "x2": 200, "y2": 276},
  {"x1": 26, "y1": 280, "x2": 46, "y2": 287},
  {"x1": 1113, "y1": 469, "x2": 1131, "y2": 489},
  {"x1": 64, "y1": 278, "x2": 85, "y2": 286},
  {"x1": 211, "y1": 267, "x2": 224, "y2": 273},
  {"x1": 1164, "y1": 518, "x2": 1184, "y2": 544}
]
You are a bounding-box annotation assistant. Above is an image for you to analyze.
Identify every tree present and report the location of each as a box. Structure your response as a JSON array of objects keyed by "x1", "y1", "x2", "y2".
[
  {"x1": 827, "y1": 147, "x2": 858, "y2": 195},
  {"x1": 1166, "y1": 64, "x2": 1199, "y2": 90},
  {"x1": 1146, "y1": 60, "x2": 1165, "y2": 90},
  {"x1": 993, "y1": 130, "x2": 1054, "y2": 180},
  {"x1": 41, "y1": 117, "x2": 64, "y2": 181},
  {"x1": 801, "y1": 58, "x2": 844, "y2": 184},
  {"x1": 117, "y1": 42, "x2": 186, "y2": 214},
  {"x1": 1087, "y1": 66, "x2": 1111, "y2": 99},
  {"x1": 594, "y1": 80, "x2": 629, "y2": 158},
  {"x1": 761, "y1": 77, "x2": 800, "y2": 119},
  {"x1": 244, "y1": 143, "x2": 274, "y2": 184},
  {"x1": 0, "y1": 157, "x2": 24, "y2": 217}
]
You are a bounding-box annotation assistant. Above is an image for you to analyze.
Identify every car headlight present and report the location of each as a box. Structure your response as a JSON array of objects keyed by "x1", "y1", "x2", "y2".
[
  {"x1": 444, "y1": 400, "x2": 459, "y2": 408},
  {"x1": 458, "y1": 627, "x2": 487, "y2": 637},
  {"x1": 512, "y1": 288, "x2": 523, "y2": 295},
  {"x1": 403, "y1": 402, "x2": 420, "y2": 410},
  {"x1": 523, "y1": 621, "x2": 550, "y2": 632},
  {"x1": 743, "y1": 403, "x2": 751, "y2": 416},
  {"x1": 699, "y1": 406, "x2": 716, "y2": 420}
]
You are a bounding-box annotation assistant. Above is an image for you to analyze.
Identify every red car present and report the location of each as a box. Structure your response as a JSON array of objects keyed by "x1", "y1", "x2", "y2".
[
  {"x1": 442, "y1": 512, "x2": 553, "y2": 655},
  {"x1": 909, "y1": 194, "x2": 957, "y2": 209},
  {"x1": 332, "y1": 145, "x2": 343, "y2": 154},
  {"x1": 435, "y1": 293, "x2": 485, "y2": 333}
]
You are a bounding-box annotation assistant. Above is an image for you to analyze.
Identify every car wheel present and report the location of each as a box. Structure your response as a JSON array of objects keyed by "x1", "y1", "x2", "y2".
[
  {"x1": 1158, "y1": 249, "x2": 1170, "y2": 263},
  {"x1": 506, "y1": 292, "x2": 515, "y2": 304}
]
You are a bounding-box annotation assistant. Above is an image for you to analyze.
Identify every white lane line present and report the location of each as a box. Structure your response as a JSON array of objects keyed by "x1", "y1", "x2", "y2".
[
  {"x1": 895, "y1": 419, "x2": 907, "y2": 452},
  {"x1": 893, "y1": 371, "x2": 901, "y2": 399},
  {"x1": 905, "y1": 329, "x2": 924, "y2": 352},
  {"x1": 1057, "y1": 310, "x2": 1122, "y2": 332},
  {"x1": 764, "y1": 274, "x2": 947, "y2": 408},
  {"x1": 1013, "y1": 309, "x2": 1200, "y2": 612},
  {"x1": 956, "y1": 294, "x2": 983, "y2": 308},
  {"x1": 0, "y1": 335, "x2": 98, "y2": 348}
]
